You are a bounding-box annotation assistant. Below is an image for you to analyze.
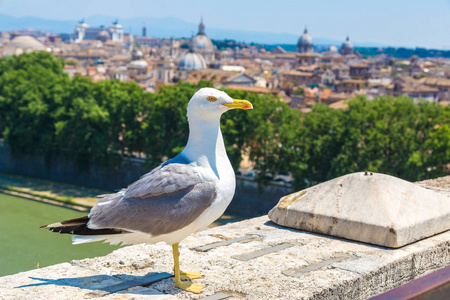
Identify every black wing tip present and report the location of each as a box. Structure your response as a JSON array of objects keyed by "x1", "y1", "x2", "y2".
[{"x1": 40, "y1": 215, "x2": 125, "y2": 235}]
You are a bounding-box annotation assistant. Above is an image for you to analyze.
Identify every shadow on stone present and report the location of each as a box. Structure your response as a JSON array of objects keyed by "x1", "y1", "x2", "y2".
[{"x1": 17, "y1": 272, "x2": 173, "y2": 295}]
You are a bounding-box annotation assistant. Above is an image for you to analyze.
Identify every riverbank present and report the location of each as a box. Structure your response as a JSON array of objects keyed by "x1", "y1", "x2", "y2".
[{"x1": 0, "y1": 172, "x2": 103, "y2": 210}]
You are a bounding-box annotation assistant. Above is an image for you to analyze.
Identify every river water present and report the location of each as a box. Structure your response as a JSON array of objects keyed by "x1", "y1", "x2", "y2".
[{"x1": 0, "y1": 193, "x2": 121, "y2": 277}]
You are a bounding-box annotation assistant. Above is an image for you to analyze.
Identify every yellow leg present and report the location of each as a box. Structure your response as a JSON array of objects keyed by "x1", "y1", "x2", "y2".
[{"x1": 172, "y1": 243, "x2": 205, "y2": 294}]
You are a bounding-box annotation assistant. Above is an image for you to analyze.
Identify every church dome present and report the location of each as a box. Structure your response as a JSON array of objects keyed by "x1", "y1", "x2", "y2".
[
  {"x1": 177, "y1": 50, "x2": 207, "y2": 70},
  {"x1": 10, "y1": 35, "x2": 45, "y2": 51},
  {"x1": 340, "y1": 36, "x2": 354, "y2": 55},
  {"x1": 329, "y1": 45, "x2": 338, "y2": 53},
  {"x1": 192, "y1": 34, "x2": 213, "y2": 51},
  {"x1": 297, "y1": 28, "x2": 313, "y2": 53},
  {"x1": 192, "y1": 20, "x2": 213, "y2": 51}
]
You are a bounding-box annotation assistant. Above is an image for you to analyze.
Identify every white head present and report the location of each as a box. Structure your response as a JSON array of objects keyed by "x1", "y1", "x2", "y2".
[{"x1": 187, "y1": 87, "x2": 252, "y2": 121}]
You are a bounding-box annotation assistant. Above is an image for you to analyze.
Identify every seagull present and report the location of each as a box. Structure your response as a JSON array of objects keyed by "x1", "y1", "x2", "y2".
[{"x1": 41, "y1": 87, "x2": 253, "y2": 293}]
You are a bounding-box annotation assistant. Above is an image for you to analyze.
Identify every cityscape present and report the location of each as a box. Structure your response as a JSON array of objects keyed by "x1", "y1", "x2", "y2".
[
  {"x1": 1, "y1": 17, "x2": 449, "y2": 112},
  {"x1": 0, "y1": 3, "x2": 450, "y2": 298}
]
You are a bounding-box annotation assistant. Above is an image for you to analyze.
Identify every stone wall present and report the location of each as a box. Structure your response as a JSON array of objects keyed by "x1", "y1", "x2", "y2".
[{"x1": 0, "y1": 142, "x2": 292, "y2": 217}]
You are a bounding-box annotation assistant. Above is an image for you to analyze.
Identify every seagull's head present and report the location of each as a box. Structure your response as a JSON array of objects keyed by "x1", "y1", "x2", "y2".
[{"x1": 187, "y1": 87, "x2": 253, "y2": 121}]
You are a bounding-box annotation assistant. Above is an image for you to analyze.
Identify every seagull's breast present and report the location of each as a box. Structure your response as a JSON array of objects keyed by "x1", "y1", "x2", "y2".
[{"x1": 192, "y1": 151, "x2": 236, "y2": 232}]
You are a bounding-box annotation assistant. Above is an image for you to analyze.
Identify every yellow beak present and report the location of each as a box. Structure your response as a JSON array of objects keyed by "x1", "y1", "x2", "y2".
[{"x1": 222, "y1": 99, "x2": 253, "y2": 110}]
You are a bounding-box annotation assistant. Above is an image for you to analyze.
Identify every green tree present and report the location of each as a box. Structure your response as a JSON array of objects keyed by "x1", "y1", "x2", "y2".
[{"x1": 0, "y1": 52, "x2": 68, "y2": 157}]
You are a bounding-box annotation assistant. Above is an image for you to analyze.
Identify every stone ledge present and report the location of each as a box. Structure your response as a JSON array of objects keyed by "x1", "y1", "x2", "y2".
[
  {"x1": 268, "y1": 172, "x2": 450, "y2": 248},
  {"x1": 1, "y1": 215, "x2": 449, "y2": 299}
]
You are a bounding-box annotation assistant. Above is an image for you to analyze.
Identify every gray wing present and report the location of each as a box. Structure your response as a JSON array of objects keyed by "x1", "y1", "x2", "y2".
[
  {"x1": 124, "y1": 160, "x2": 203, "y2": 198},
  {"x1": 88, "y1": 162, "x2": 217, "y2": 236}
]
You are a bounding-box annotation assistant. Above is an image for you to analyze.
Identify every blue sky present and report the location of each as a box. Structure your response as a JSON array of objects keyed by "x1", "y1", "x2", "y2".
[{"x1": 0, "y1": 0, "x2": 449, "y2": 49}]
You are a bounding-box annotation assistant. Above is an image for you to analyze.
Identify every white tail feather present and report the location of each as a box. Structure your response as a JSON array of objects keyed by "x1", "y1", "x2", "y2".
[{"x1": 72, "y1": 235, "x2": 108, "y2": 245}]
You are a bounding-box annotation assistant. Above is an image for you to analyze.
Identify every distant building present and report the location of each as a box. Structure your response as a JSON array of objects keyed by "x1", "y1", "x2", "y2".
[
  {"x1": 135, "y1": 36, "x2": 161, "y2": 48},
  {"x1": 334, "y1": 79, "x2": 367, "y2": 93},
  {"x1": 155, "y1": 60, "x2": 176, "y2": 85},
  {"x1": 48, "y1": 35, "x2": 62, "y2": 44},
  {"x1": 340, "y1": 36, "x2": 354, "y2": 56},
  {"x1": 75, "y1": 20, "x2": 89, "y2": 42},
  {"x1": 75, "y1": 19, "x2": 123, "y2": 43},
  {"x1": 388, "y1": 77, "x2": 441, "y2": 102},
  {"x1": 191, "y1": 19, "x2": 215, "y2": 63},
  {"x1": 186, "y1": 68, "x2": 256, "y2": 87},
  {"x1": 421, "y1": 77, "x2": 450, "y2": 101},
  {"x1": 271, "y1": 46, "x2": 287, "y2": 54},
  {"x1": 3, "y1": 35, "x2": 45, "y2": 56},
  {"x1": 279, "y1": 70, "x2": 321, "y2": 87},
  {"x1": 127, "y1": 46, "x2": 150, "y2": 83},
  {"x1": 350, "y1": 63, "x2": 369, "y2": 78},
  {"x1": 297, "y1": 52, "x2": 320, "y2": 66},
  {"x1": 329, "y1": 45, "x2": 338, "y2": 53},
  {"x1": 297, "y1": 28, "x2": 314, "y2": 53},
  {"x1": 97, "y1": 29, "x2": 110, "y2": 42},
  {"x1": 110, "y1": 20, "x2": 124, "y2": 42}
]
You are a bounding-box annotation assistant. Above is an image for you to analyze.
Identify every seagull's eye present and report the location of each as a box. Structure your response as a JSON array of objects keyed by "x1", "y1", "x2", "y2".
[{"x1": 207, "y1": 96, "x2": 217, "y2": 102}]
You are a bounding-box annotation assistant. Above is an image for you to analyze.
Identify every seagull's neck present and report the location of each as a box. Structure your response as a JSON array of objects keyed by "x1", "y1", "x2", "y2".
[{"x1": 182, "y1": 117, "x2": 228, "y2": 178}]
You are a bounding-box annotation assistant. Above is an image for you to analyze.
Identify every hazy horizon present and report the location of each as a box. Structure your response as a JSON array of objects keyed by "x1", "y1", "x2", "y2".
[{"x1": 0, "y1": 0, "x2": 449, "y2": 49}]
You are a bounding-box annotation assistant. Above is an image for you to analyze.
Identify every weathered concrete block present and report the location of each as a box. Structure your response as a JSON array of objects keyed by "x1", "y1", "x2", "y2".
[{"x1": 268, "y1": 172, "x2": 450, "y2": 248}]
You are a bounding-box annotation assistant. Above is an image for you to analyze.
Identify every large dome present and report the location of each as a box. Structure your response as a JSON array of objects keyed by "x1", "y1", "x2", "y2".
[
  {"x1": 192, "y1": 34, "x2": 213, "y2": 51},
  {"x1": 192, "y1": 20, "x2": 213, "y2": 51},
  {"x1": 340, "y1": 36, "x2": 354, "y2": 55},
  {"x1": 177, "y1": 50, "x2": 207, "y2": 71},
  {"x1": 297, "y1": 28, "x2": 313, "y2": 53},
  {"x1": 9, "y1": 35, "x2": 45, "y2": 51}
]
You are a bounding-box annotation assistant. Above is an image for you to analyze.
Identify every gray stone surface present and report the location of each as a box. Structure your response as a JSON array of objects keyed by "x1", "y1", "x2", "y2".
[
  {"x1": 1, "y1": 215, "x2": 449, "y2": 299},
  {"x1": 0, "y1": 262, "x2": 176, "y2": 299},
  {"x1": 268, "y1": 172, "x2": 450, "y2": 248}
]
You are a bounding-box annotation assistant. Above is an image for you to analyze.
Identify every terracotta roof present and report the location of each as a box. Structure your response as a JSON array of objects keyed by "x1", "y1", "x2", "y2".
[
  {"x1": 188, "y1": 68, "x2": 239, "y2": 82},
  {"x1": 109, "y1": 55, "x2": 131, "y2": 61},
  {"x1": 226, "y1": 85, "x2": 273, "y2": 94},
  {"x1": 421, "y1": 77, "x2": 450, "y2": 88},
  {"x1": 280, "y1": 96, "x2": 292, "y2": 105},
  {"x1": 326, "y1": 92, "x2": 354, "y2": 103},
  {"x1": 329, "y1": 99, "x2": 349, "y2": 110},
  {"x1": 296, "y1": 52, "x2": 320, "y2": 58},
  {"x1": 350, "y1": 63, "x2": 369, "y2": 68},
  {"x1": 301, "y1": 107, "x2": 312, "y2": 113},
  {"x1": 401, "y1": 85, "x2": 439, "y2": 94},
  {"x1": 280, "y1": 70, "x2": 313, "y2": 77}
]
